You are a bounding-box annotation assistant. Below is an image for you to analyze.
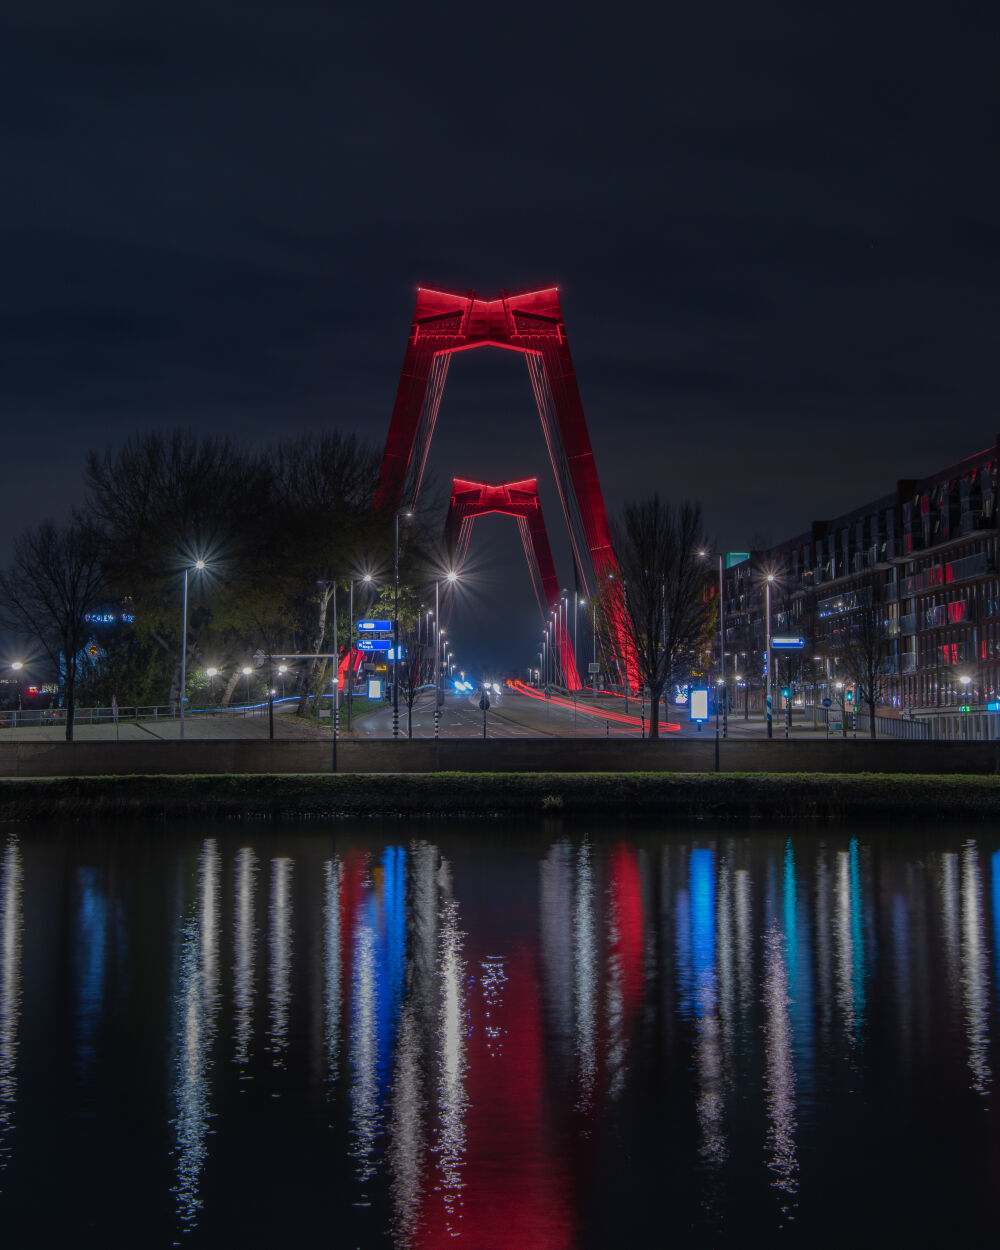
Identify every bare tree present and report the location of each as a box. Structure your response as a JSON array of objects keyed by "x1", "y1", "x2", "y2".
[
  {"x1": 0, "y1": 517, "x2": 107, "y2": 741},
  {"x1": 834, "y1": 577, "x2": 889, "y2": 739},
  {"x1": 396, "y1": 636, "x2": 428, "y2": 739},
  {"x1": 609, "y1": 495, "x2": 711, "y2": 738}
]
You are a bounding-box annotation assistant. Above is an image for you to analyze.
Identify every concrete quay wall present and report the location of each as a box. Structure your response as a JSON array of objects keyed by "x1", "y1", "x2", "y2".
[{"x1": 1, "y1": 737, "x2": 998, "y2": 777}]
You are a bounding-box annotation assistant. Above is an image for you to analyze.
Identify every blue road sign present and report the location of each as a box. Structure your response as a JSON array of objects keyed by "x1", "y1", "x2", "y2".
[
  {"x1": 356, "y1": 639, "x2": 391, "y2": 652},
  {"x1": 771, "y1": 635, "x2": 805, "y2": 649},
  {"x1": 357, "y1": 620, "x2": 392, "y2": 632},
  {"x1": 822, "y1": 697, "x2": 832, "y2": 708}
]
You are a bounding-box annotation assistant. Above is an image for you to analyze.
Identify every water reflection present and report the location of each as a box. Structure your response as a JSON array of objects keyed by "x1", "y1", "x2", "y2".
[
  {"x1": 0, "y1": 838, "x2": 22, "y2": 1181},
  {"x1": 233, "y1": 847, "x2": 257, "y2": 1069},
  {"x1": 433, "y1": 862, "x2": 468, "y2": 1232},
  {"x1": 960, "y1": 841, "x2": 991, "y2": 1094},
  {"x1": 267, "y1": 857, "x2": 293, "y2": 1066},
  {"x1": 762, "y1": 925, "x2": 799, "y2": 1208},
  {"x1": 171, "y1": 839, "x2": 221, "y2": 1233},
  {"x1": 6, "y1": 827, "x2": 1000, "y2": 1247},
  {"x1": 74, "y1": 867, "x2": 107, "y2": 1083},
  {"x1": 573, "y1": 841, "x2": 598, "y2": 1113},
  {"x1": 323, "y1": 856, "x2": 343, "y2": 1084},
  {"x1": 834, "y1": 840, "x2": 867, "y2": 1047}
]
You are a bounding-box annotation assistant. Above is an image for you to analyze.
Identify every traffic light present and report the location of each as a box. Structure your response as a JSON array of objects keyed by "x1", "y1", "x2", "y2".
[
  {"x1": 781, "y1": 686, "x2": 791, "y2": 699},
  {"x1": 845, "y1": 689, "x2": 854, "y2": 704}
]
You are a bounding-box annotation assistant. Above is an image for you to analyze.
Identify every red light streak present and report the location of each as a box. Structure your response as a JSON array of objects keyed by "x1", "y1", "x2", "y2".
[{"x1": 509, "y1": 680, "x2": 680, "y2": 732}]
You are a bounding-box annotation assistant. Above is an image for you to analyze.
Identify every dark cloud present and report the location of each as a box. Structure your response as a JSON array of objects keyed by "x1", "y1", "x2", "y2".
[{"x1": 3, "y1": 0, "x2": 999, "y2": 670}]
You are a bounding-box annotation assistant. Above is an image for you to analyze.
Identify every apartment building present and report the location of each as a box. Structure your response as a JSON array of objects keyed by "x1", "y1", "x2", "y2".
[{"x1": 720, "y1": 438, "x2": 1000, "y2": 719}]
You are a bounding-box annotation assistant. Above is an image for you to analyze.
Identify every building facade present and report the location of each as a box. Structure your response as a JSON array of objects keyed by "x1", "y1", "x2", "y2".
[{"x1": 720, "y1": 438, "x2": 1000, "y2": 724}]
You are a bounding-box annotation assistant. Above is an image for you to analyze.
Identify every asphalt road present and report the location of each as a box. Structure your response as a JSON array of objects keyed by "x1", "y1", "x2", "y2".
[
  {"x1": 0, "y1": 689, "x2": 837, "y2": 742},
  {"x1": 359, "y1": 686, "x2": 665, "y2": 738}
]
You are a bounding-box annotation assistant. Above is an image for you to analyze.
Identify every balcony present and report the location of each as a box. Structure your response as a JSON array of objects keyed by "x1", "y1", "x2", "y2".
[
  {"x1": 901, "y1": 654, "x2": 917, "y2": 673},
  {"x1": 900, "y1": 614, "x2": 918, "y2": 636}
]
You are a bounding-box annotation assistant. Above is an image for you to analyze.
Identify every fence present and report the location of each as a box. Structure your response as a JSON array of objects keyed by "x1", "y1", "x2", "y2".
[{"x1": 0, "y1": 696, "x2": 300, "y2": 731}]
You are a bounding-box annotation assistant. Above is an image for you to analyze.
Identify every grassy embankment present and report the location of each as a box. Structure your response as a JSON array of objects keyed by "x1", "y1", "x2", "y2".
[{"x1": 0, "y1": 772, "x2": 998, "y2": 822}]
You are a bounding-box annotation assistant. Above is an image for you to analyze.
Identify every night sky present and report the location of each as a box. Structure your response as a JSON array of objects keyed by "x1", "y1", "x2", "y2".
[{"x1": 5, "y1": 2, "x2": 999, "y2": 671}]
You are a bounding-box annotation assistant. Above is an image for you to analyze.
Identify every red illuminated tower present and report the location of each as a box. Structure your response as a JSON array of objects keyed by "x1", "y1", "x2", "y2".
[
  {"x1": 444, "y1": 478, "x2": 580, "y2": 689},
  {"x1": 376, "y1": 288, "x2": 633, "y2": 684}
]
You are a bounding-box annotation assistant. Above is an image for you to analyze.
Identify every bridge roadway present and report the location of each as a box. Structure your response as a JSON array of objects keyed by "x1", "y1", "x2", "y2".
[
  {"x1": 0, "y1": 689, "x2": 827, "y2": 741},
  {"x1": 359, "y1": 686, "x2": 667, "y2": 738}
]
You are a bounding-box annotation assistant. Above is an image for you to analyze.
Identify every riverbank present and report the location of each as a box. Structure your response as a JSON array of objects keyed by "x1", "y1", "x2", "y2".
[{"x1": 1, "y1": 772, "x2": 998, "y2": 822}]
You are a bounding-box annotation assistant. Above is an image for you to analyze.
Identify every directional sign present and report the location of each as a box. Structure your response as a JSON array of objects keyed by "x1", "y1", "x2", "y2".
[
  {"x1": 356, "y1": 639, "x2": 391, "y2": 652},
  {"x1": 771, "y1": 635, "x2": 805, "y2": 649},
  {"x1": 357, "y1": 620, "x2": 391, "y2": 633}
]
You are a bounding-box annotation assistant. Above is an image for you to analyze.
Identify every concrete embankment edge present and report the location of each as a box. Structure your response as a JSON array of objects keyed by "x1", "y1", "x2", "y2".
[
  {"x1": 2, "y1": 737, "x2": 1000, "y2": 777},
  {"x1": 1, "y1": 772, "x2": 998, "y2": 823}
]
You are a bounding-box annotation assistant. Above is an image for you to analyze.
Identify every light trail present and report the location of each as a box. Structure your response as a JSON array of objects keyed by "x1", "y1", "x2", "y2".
[{"x1": 508, "y1": 680, "x2": 680, "y2": 733}]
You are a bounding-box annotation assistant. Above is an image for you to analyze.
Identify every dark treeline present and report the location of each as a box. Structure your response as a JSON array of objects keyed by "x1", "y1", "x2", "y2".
[{"x1": 0, "y1": 428, "x2": 442, "y2": 737}]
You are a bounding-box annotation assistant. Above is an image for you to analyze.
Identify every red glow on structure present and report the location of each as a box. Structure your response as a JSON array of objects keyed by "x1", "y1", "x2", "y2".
[
  {"x1": 608, "y1": 845, "x2": 644, "y2": 1026},
  {"x1": 416, "y1": 946, "x2": 574, "y2": 1249},
  {"x1": 375, "y1": 288, "x2": 637, "y2": 688}
]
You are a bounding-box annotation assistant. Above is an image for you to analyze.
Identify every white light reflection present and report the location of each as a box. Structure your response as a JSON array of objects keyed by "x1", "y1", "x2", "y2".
[
  {"x1": 200, "y1": 841, "x2": 221, "y2": 1031},
  {"x1": 540, "y1": 843, "x2": 573, "y2": 1054},
  {"x1": 717, "y1": 856, "x2": 735, "y2": 1058},
  {"x1": 172, "y1": 838, "x2": 221, "y2": 1233},
  {"x1": 762, "y1": 926, "x2": 799, "y2": 1209},
  {"x1": 267, "y1": 857, "x2": 293, "y2": 1067},
  {"x1": 480, "y1": 955, "x2": 507, "y2": 1059},
  {"x1": 0, "y1": 838, "x2": 23, "y2": 1180},
  {"x1": 573, "y1": 842, "x2": 597, "y2": 1112},
  {"x1": 940, "y1": 852, "x2": 962, "y2": 1019},
  {"x1": 435, "y1": 866, "x2": 468, "y2": 1230},
  {"x1": 834, "y1": 850, "x2": 856, "y2": 1042},
  {"x1": 960, "y1": 841, "x2": 992, "y2": 1095},
  {"x1": 323, "y1": 857, "x2": 343, "y2": 1084},
  {"x1": 233, "y1": 847, "x2": 256, "y2": 1069},
  {"x1": 734, "y1": 868, "x2": 753, "y2": 1032},
  {"x1": 389, "y1": 1002, "x2": 424, "y2": 1247}
]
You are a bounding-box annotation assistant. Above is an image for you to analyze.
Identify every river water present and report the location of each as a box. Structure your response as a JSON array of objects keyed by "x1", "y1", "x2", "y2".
[{"x1": 0, "y1": 821, "x2": 998, "y2": 1247}]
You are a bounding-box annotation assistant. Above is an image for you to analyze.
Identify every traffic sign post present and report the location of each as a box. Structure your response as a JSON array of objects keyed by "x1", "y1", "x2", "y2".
[
  {"x1": 356, "y1": 639, "x2": 391, "y2": 653},
  {"x1": 357, "y1": 620, "x2": 392, "y2": 633}
]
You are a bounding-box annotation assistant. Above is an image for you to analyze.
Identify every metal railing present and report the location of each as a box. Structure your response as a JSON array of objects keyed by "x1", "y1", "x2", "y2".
[{"x1": 0, "y1": 697, "x2": 301, "y2": 730}]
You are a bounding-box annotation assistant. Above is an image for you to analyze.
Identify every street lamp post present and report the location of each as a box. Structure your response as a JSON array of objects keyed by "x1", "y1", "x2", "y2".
[
  {"x1": 179, "y1": 559, "x2": 205, "y2": 740},
  {"x1": 206, "y1": 666, "x2": 218, "y2": 706},
  {"x1": 9, "y1": 661, "x2": 24, "y2": 721},
  {"x1": 348, "y1": 573, "x2": 373, "y2": 734},
  {"x1": 393, "y1": 510, "x2": 413, "y2": 741},
  {"x1": 765, "y1": 573, "x2": 774, "y2": 739},
  {"x1": 331, "y1": 580, "x2": 339, "y2": 771},
  {"x1": 241, "y1": 665, "x2": 252, "y2": 706},
  {"x1": 433, "y1": 570, "x2": 459, "y2": 739}
]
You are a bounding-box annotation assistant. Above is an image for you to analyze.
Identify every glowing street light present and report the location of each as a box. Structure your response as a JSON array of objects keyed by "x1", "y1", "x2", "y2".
[
  {"x1": 205, "y1": 666, "x2": 219, "y2": 705},
  {"x1": 765, "y1": 572, "x2": 775, "y2": 739},
  {"x1": 179, "y1": 559, "x2": 207, "y2": 740},
  {"x1": 241, "y1": 665, "x2": 252, "y2": 705}
]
